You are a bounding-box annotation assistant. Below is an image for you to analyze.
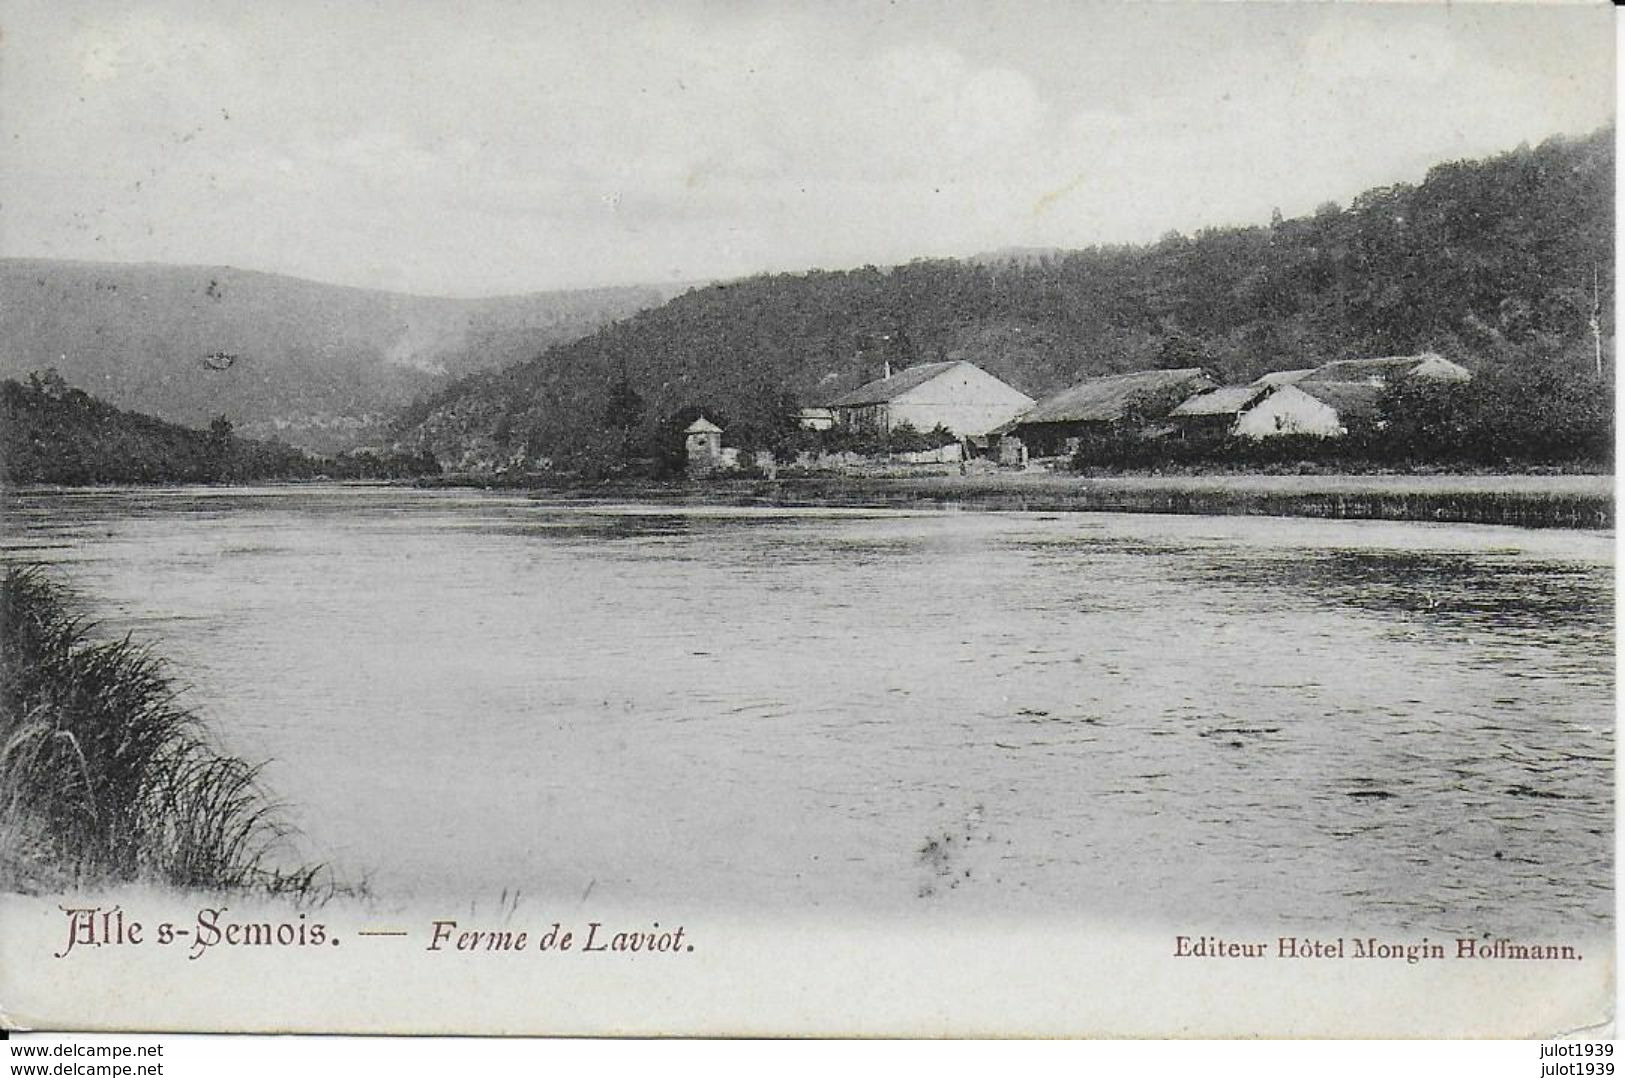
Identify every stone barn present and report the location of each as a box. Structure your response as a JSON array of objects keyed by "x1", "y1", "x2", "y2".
[{"x1": 1003, "y1": 368, "x2": 1217, "y2": 459}]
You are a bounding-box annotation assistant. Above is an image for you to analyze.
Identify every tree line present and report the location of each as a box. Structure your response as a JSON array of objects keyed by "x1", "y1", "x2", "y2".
[
  {"x1": 2, "y1": 373, "x2": 441, "y2": 485},
  {"x1": 396, "y1": 127, "x2": 1612, "y2": 474}
]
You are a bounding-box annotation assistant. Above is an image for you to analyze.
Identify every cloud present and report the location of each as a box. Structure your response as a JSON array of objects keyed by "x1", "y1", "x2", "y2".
[{"x1": 1, "y1": 0, "x2": 1612, "y2": 294}]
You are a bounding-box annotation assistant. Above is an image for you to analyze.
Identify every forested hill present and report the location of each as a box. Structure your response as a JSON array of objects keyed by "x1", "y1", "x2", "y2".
[
  {"x1": 0, "y1": 374, "x2": 438, "y2": 484},
  {"x1": 397, "y1": 127, "x2": 1612, "y2": 471}
]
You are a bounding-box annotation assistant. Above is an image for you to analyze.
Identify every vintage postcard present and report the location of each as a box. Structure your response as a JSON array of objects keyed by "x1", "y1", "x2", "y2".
[{"x1": 0, "y1": 0, "x2": 1614, "y2": 1038}]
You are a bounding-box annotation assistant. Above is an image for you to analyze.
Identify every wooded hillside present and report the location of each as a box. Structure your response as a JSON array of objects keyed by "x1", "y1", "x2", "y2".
[
  {"x1": 1, "y1": 373, "x2": 438, "y2": 484},
  {"x1": 397, "y1": 128, "x2": 1612, "y2": 472}
]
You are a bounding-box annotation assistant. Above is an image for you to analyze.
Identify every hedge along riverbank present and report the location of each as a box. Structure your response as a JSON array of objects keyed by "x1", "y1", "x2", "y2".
[{"x1": 737, "y1": 474, "x2": 1614, "y2": 530}]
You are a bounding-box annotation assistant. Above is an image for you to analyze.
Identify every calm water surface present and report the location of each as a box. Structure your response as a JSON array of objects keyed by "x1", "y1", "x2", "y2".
[{"x1": 3, "y1": 486, "x2": 1612, "y2": 934}]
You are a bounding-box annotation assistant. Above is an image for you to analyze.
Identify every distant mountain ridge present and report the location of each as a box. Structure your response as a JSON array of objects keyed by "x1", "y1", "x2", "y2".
[{"x1": 0, "y1": 258, "x2": 671, "y2": 451}]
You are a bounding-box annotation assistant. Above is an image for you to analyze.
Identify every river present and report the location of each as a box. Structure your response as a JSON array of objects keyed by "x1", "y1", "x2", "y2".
[{"x1": 2, "y1": 485, "x2": 1612, "y2": 936}]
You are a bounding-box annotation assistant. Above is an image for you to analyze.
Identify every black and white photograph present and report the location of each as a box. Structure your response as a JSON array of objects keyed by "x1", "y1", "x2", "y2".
[{"x1": 0, "y1": 0, "x2": 1614, "y2": 1042}]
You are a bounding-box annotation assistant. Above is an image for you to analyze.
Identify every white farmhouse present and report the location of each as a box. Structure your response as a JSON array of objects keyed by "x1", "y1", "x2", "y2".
[
  {"x1": 826, "y1": 361, "x2": 1034, "y2": 438},
  {"x1": 1233, "y1": 382, "x2": 1383, "y2": 438}
]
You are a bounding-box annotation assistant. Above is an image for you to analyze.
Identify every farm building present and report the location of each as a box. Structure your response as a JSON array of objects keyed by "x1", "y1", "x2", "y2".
[
  {"x1": 1300, "y1": 352, "x2": 1471, "y2": 386},
  {"x1": 684, "y1": 416, "x2": 725, "y2": 474},
  {"x1": 825, "y1": 361, "x2": 1034, "y2": 438},
  {"x1": 1171, "y1": 354, "x2": 1470, "y2": 440},
  {"x1": 1000, "y1": 367, "x2": 1217, "y2": 458},
  {"x1": 684, "y1": 416, "x2": 778, "y2": 476},
  {"x1": 1233, "y1": 381, "x2": 1383, "y2": 438},
  {"x1": 1168, "y1": 383, "x2": 1273, "y2": 435}
]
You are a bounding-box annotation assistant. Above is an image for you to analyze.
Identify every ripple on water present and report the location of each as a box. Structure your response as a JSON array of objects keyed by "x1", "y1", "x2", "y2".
[{"x1": 1, "y1": 489, "x2": 1611, "y2": 934}]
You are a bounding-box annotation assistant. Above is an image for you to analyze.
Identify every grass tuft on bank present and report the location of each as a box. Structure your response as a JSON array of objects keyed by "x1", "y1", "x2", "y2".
[{"x1": 0, "y1": 566, "x2": 330, "y2": 896}]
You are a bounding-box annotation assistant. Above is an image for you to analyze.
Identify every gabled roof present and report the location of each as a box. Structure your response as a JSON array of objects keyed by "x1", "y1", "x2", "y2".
[
  {"x1": 1170, "y1": 383, "x2": 1269, "y2": 418},
  {"x1": 1296, "y1": 380, "x2": 1382, "y2": 421},
  {"x1": 1014, "y1": 368, "x2": 1216, "y2": 426},
  {"x1": 684, "y1": 417, "x2": 723, "y2": 434},
  {"x1": 1301, "y1": 352, "x2": 1469, "y2": 384},
  {"x1": 1409, "y1": 353, "x2": 1474, "y2": 381},
  {"x1": 1253, "y1": 368, "x2": 1316, "y2": 386},
  {"x1": 825, "y1": 361, "x2": 964, "y2": 407}
]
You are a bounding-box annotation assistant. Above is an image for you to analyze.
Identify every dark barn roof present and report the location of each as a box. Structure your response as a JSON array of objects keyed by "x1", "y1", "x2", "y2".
[
  {"x1": 1170, "y1": 383, "x2": 1269, "y2": 418},
  {"x1": 1253, "y1": 368, "x2": 1316, "y2": 386},
  {"x1": 1013, "y1": 368, "x2": 1216, "y2": 426},
  {"x1": 1297, "y1": 380, "x2": 1383, "y2": 423}
]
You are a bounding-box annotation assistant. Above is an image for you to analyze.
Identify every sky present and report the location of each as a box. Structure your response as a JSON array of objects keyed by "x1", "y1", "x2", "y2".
[{"x1": 0, "y1": 0, "x2": 1615, "y2": 297}]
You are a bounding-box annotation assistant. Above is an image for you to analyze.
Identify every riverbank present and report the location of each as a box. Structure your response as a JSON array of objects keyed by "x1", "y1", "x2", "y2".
[
  {"x1": 761, "y1": 473, "x2": 1614, "y2": 529},
  {"x1": 0, "y1": 567, "x2": 327, "y2": 896},
  {"x1": 418, "y1": 472, "x2": 1614, "y2": 529},
  {"x1": 7, "y1": 470, "x2": 1612, "y2": 529}
]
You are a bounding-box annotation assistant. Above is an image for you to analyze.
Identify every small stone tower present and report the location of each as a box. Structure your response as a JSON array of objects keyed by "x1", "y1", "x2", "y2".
[{"x1": 684, "y1": 416, "x2": 724, "y2": 474}]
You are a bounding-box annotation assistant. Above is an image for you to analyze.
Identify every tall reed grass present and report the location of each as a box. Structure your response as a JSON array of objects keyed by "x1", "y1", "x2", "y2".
[{"x1": 0, "y1": 566, "x2": 329, "y2": 896}]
